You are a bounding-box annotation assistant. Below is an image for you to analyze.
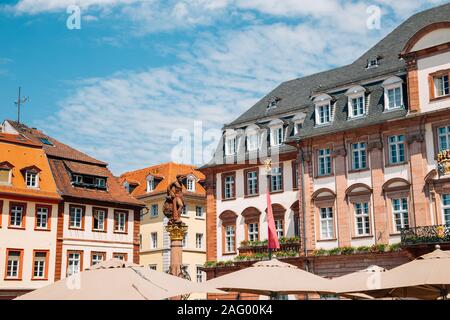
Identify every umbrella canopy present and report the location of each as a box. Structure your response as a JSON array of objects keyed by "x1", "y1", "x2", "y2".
[
  {"x1": 328, "y1": 265, "x2": 387, "y2": 296},
  {"x1": 204, "y1": 259, "x2": 332, "y2": 296},
  {"x1": 342, "y1": 249, "x2": 450, "y2": 300},
  {"x1": 16, "y1": 259, "x2": 221, "y2": 300}
]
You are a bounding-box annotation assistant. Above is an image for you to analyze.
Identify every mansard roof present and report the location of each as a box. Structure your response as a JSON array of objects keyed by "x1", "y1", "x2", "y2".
[{"x1": 225, "y1": 4, "x2": 450, "y2": 131}]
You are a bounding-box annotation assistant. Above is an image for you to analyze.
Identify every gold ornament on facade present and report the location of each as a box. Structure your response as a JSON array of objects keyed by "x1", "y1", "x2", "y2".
[
  {"x1": 437, "y1": 150, "x2": 450, "y2": 175},
  {"x1": 263, "y1": 158, "x2": 272, "y2": 175},
  {"x1": 166, "y1": 221, "x2": 188, "y2": 241}
]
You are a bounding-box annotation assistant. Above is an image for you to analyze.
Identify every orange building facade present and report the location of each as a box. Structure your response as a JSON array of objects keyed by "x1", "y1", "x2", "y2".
[{"x1": 0, "y1": 121, "x2": 145, "y2": 299}]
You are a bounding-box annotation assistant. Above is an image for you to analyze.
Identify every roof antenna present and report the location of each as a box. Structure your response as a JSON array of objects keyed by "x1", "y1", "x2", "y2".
[{"x1": 14, "y1": 87, "x2": 29, "y2": 125}]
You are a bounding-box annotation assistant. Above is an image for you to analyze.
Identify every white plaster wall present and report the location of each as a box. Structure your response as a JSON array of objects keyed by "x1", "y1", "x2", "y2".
[
  {"x1": 215, "y1": 160, "x2": 299, "y2": 260},
  {"x1": 347, "y1": 170, "x2": 372, "y2": 187},
  {"x1": 411, "y1": 28, "x2": 450, "y2": 52},
  {"x1": 417, "y1": 51, "x2": 450, "y2": 113},
  {"x1": 63, "y1": 202, "x2": 134, "y2": 243},
  {"x1": 313, "y1": 176, "x2": 335, "y2": 192},
  {"x1": 0, "y1": 199, "x2": 58, "y2": 289}
]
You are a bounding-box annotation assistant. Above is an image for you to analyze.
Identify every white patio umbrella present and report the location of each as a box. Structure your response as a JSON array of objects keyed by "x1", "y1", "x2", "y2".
[
  {"x1": 16, "y1": 259, "x2": 221, "y2": 300},
  {"x1": 341, "y1": 248, "x2": 450, "y2": 300},
  {"x1": 203, "y1": 259, "x2": 333, "y2": 298}
]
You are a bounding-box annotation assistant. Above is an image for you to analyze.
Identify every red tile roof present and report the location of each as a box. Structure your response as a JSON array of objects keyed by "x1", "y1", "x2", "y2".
[
  {"x1": 0, "y1": 132, "x2": 41, "y2": 147},
  {"x1": 7, "y1": 120, "x2": 107, "y2": 165},
  {"x1": 5, "y1": 121, "x2": 143, "y2": 208},
  {"x1": 50, "y1": 159, "x2": 143, "y2": 207},
  {"x1": 119, "y1": 162, "x2": 206, "y2": 198}
]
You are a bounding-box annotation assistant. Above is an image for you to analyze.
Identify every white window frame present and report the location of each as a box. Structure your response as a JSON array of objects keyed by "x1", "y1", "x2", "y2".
[
  {"x1": 70, "y1": 206, "x2": 83, "y2": 229},
  {"x1": 270, "y1": 167, "x2": 283, "y2": 192},
  {"x1": 225, "y1": 225, "x2": 235, "y2": 253},
  {"x1": 6, "y1": 251, "x2": 21, "y2": 279},
  {"x1": 392, "y1": 198, "x2": 409, "y2": 232},
  {"x1": 275, "y1": 219, "x2": 284, "y2": 239},
  {"x1": 248, "y1": 222, "x2": 259, "y2": 242},
  {"x1": 195, "y1": 206, "x2": 204, "y2": 218},
  {"x1": 438, "y1": 125, "x2": 450, "y2": 152},
  {"x1": 93, "y1": 209, "x2": 105, "y2": 231},
  {"x1": 33, "y1": 252, "x2": 47, "y2": 279},
  {"x1": 91, "y1": 253, "x2": 104, "y2": 266},
  {"x1": 186, "y1": 176, "x2": 195, "y2": 192},
  {"x1": 195, "y1": 233, "x2": 203, "y2": 249},
  {"x1": 95, "y1": 177, "x2": 106, "y2": 188},
  {"x1": 150, "y1": 204, "x2": 158, "y2": 217},
  {"x1": 10, "y1": 205, "x2": 24, "y2": 227},
  {"x1": 115, "y1": 212, "x2": 127, "y2": 232},
  {"x1": 382, "y1": 77, "x2": 404, "y2": 111},
  {"x1": 388, "y1": 134, "x2": 406, "y2": 164},
  {"x1": 25, "y1": 171, "x2": 39, "y2": 188},
  {"x1": 319, "y1": 207, "x2": 334, "y2": 240},
  {"x1": 434, "y1": 74, "x2": 449, "y2": 97},
  {"x1": 442, "y1": 194, "x2": 450, "y2": 227},
  {"x1": 315, "y1": 102, "x2": 332, "y2": 125},
  {"x1": 247, "y1": 132, "x2": 259, "y2": 151},
  {"x1": 224, "y1": 175, "x2": 235, "y2": 199},
  {"x1": 146, "y1": 176, "x2": 155, "y2": 192},
  {"x1": 354, "y1": 202, "x2": 370, "y2": 236},
  {"x1": 196, "y1": 266, "x2": 204, "y2": 283},
  {"x1": 36, "y1": 207, "x2": 49, "y2": 229},
  {"x1": 351, "y1": 142, "x2": 367, "y2": 170},
  {"x1": 0, "y1": 168, "x2": 12, "y2": 185},
  {"x1": 151, "y1": 232, "x2": 158, "y2": 249},
  {"x1": 317, "y1": 148, "x2": 332, "y2": 176},
  {"x1": 67, "y1": 252, "x2": 81, "y2": 276},
  {"x1": 246, "y1": 170, "x2": 258, "y2": 196},
  {"x1": 181, "y1": 205, "x2": 188, "y2": 217},
  {"x1": 270, "y1": 126, "x2": 284, "y2": 146},
  {"x1": 225, "y1": 135, "x2": 237, "y2": 156},
  {"x1": 73, "y1": 174, "x2": 83, "y2": 184}
]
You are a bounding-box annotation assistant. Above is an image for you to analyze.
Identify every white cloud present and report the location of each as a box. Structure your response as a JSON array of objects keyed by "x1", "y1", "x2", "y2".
[{"x1": 39, "y1": 19, "x2": 379, "y2": 174}]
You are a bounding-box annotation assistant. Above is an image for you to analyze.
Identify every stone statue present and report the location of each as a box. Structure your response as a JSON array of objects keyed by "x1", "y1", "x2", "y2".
[{"x1": 163, "y1": 174, "x2": 186, "y2": 223}]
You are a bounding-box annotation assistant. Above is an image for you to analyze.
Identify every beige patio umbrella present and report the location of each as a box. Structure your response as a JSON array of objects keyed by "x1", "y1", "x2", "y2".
[
  {"x1": 204, "y1": 259, "x2": 333, "y2": 298},
  {"x1": 341, "y1": 248, "x2": 450, "y2": 300},
  {"x1": 328, "y1": 266, "x2": 387, "y2": 299},
  {"x1": 16, "y1": 259, "x2": 221, "y2": 300}
]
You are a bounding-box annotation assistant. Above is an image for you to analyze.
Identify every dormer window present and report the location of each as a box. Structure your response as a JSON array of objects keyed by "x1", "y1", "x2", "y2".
[
  {"x1": 146, "y1": 175, "x2": 155, "y2": 192},
  {"x1": 345, "y1": 86, "x2": 366, "y2": 119},
  {"x1": 187, "y1": 175, "x2": 196, "y2": 192},
  {"x1": 74, "y1": 175, "x2": 83, "y2": 184},
  {"x1": 225, "y1": 134, "x2": 237, "y2": 156},
  {"x1": 267, "y1": 96, "x2": 281, "y2": 110},
  {"x1": 21, "y1": 166, "x2": 41, "y2": 188},
  {"x1": 245, "y1": 125, "x2": 260, "y2": 152},
  {"x1": 367, "y1": 56, "x2": 380, "y2": 69},
  {"x1": 317, "y1": 103, "x2": 331, "y2": 124},
  {"x1": 313, "y1": 94, "x2": 333, "y2": 126},
  {"x1": 26, "y1": 171, "x2": 38, "y2": 188},
  {"x1": 292, "y1": 112, "x2": 306, "y2": 136},
  {"x1": 382, "y1": 76, "x2": 404, "y2": 111},
  {"x1": 0, "y1": 161, "x2": 14, "y2": 185},
  {"x1": 271, "y1": 126, "x2": 284, "y2": 146},
  {"x1": 95, "y1": 178, "x2": 106, "y2": 188}
]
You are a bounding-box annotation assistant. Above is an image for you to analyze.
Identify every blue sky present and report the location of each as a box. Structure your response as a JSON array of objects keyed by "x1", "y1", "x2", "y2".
[{"x1": 0, "y1": 0, "x2": 448, "y2": 174}]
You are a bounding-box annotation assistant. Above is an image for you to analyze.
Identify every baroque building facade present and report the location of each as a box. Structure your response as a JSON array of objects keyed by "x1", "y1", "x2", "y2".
[{"x1": 200, "y1": 4, "x2": 450, "y2": 299}]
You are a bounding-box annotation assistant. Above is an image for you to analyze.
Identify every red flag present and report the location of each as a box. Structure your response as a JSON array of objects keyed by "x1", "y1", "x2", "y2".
[{"x1": 266, "y1": 185, "x2": 280, "y2": 250}]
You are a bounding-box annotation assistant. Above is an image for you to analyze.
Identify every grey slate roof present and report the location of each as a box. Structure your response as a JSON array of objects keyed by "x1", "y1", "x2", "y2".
[
  {"x1": 225, "y1": 3, "x2": 450, "y2": 129},
  {"x1": 200, "y1": 3, "x2": 450, "y2": 170}
]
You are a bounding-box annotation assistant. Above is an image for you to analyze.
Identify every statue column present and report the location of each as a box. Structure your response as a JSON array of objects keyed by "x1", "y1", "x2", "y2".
[{"x1": 166, "y1": 221, "x2": 188, "y2": 277}]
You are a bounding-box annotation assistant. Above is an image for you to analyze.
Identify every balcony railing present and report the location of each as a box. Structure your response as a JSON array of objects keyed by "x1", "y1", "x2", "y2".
[
  {"x1": 401, "y1": 225, "x2": 450, "y2": 246},
  {"x1": 238, "y1": 237, "x2": 301, "y2": 255}
]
